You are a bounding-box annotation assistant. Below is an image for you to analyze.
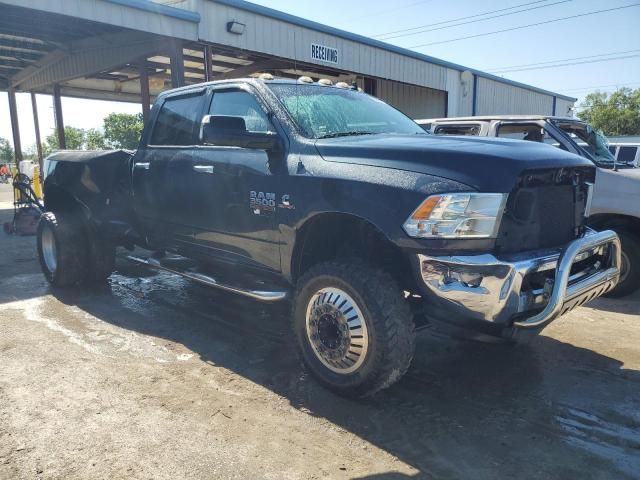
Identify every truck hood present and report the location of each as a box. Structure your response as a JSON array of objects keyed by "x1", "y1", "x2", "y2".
[{"x1": 314, "y1": 134, "x2": 593, "y2": 191}]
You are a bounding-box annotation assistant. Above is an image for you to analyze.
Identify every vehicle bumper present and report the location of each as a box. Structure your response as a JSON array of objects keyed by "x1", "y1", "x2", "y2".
[{"x1": 415, "y1": 230, "x2": 621, "y2": 336}]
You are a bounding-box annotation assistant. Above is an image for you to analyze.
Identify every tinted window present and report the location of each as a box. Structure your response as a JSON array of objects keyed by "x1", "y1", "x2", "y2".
[
  {"x1": 434, "y1": 125, "x2": 480, "y2": 136},
  {"x1": 209, "y1": 90, "x2": 273, "y2": 133},
  {"x1": 150, "y1": 93, "x2": 203, "y2": 146},
  {"x1": 617, "y1": 146, "x2": 637, "y2": 164},
  {"x1": 608, "y1": 146, "x2": 617, "y2": 155}
]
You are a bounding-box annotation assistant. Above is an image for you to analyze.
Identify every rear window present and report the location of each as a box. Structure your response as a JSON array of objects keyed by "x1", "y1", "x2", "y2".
[
  {"x1": 434, "y1": 125, "x2": 480, "y2": 136},
  {"x1": 150, "y1": 93, "x2": 204, "y2": 146},
  {"x1": 617, "y1": 146, "x2": 638, "y2": 164},
  {"x1": 497, "y1": 123, "x2": 565, "y2": 150}
]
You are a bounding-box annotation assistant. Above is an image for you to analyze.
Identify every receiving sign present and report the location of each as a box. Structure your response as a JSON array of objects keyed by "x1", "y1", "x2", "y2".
[{"x1": 311, "y1": 43, "x2": 338, "y2": 65}]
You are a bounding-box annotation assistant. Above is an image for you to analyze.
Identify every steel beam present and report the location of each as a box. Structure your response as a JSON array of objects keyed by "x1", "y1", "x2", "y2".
[
  {"x1": 7, "y1": 87, "x2": 22, "y2": 164},
  {"x1": 139, "y1": 60, "x2": 151, "y2": 124},
  {"x1": 53, "y1": 84, "x2": 65, "y2": 149},
  {"x1": 203, "y1": 45, "x2": 213, "y2": 82},
  {"x1": 31, "y1": 92, "x2": 43, "y2": 169},
  {"x1": 169, "y1": 40, "x2": 185, "y2": 88}
]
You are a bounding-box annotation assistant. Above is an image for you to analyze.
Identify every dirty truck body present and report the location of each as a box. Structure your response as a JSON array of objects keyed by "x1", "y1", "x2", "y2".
[{"x1": 39, "y1": 78, "x2": 621, "y2": 396}]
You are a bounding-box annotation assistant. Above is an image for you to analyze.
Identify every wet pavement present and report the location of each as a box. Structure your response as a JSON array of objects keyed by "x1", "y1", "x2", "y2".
[{"x1": 1, "y1": 183, "x2": 639, "y2": 479}]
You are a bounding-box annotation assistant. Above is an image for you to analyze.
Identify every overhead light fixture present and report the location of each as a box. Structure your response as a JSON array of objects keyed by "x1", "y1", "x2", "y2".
[{"x1": 227, "y1": 21, "x2": 246, "y2": 35}]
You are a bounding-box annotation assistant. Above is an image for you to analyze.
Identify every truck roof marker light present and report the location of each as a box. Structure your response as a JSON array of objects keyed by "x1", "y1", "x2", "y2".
[
  {"x1": 298, "y1": 76, "x2": 313, "y2": 83},
  {"x1": 335, "y1": 82, "x2": 349, "y2": 88},
  {"x1": 259, "y1": 73, "x2": 274, "y2": 80},
  {"x1": 318, "y1": 78, "x2": 333, "y2": 86}
]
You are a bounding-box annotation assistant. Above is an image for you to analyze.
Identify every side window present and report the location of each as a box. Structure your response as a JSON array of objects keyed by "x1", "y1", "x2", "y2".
[
  {"x1": 434, "y1": 125, "x2": 480, "y2": 136},
  {"x1": 617, "y1": 146, "x2": 637, "y2": 165},
  {"x1": 208, "y1": 90, "x2": 273, "y2": 133},
  {"x1": 150, "y1": 93, "x2": 203, "y2": 146},
  {"x1": 497, "y1": 123, "x2": 567, "y2": 150}
]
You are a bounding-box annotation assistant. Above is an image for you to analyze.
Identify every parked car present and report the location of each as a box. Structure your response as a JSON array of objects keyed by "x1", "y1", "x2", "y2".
[
  {"x1": 418, "y1": 115, "x2": 640, "y2": 297},
  {"x1": 38, "y1": 78, "x2": 620, "y2": 397}
]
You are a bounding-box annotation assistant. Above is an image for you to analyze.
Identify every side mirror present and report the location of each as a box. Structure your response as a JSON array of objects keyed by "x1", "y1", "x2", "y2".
[{"x1": 200, "y1": 115, "x2": 279, "y2": 150}]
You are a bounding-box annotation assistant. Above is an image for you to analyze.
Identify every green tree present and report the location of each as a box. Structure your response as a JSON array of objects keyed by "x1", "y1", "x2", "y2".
[
  {"x1": 85, "y1": 128, "x2": 106, "y2": 150},
  {"x1": 43, "y1": 126, "x2": 86, "y2": 155},
  {"x1": 578, "y1": 88, "x2": 640, "y2": 136},
  {"x1": 103, "y1": 112, "x2": 143, "y2": 149},
  {"x1": 0, "y1": 137, "x2": 13, "y2": 163}
]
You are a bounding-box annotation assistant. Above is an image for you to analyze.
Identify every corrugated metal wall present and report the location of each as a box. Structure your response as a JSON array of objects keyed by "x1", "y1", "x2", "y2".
[
  {"x1": 198, "y1": 2, "x2": 449, "y2": 92},
  {"x1": 555, "y1": 98, "x2": 574, "y2": 117},
  {"x1": 374, "y1": 79, "x2": 446, "y2": 119},
  {"x1": 475, "y1": 77, "x2": 554, "y2": 116}
]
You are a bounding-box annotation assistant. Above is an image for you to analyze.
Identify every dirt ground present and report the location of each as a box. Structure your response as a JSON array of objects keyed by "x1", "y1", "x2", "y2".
[{"x1": 1, "y1": 182, "x2": 639, "y2": 480}]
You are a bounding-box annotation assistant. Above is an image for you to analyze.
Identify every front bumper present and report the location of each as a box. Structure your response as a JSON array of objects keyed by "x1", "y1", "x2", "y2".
[{"x1": 416, "y1": 230, "x2": 621, "y2": 334}]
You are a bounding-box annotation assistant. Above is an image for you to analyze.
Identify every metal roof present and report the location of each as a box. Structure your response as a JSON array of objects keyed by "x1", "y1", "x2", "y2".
[
  {"x1": 105, "y1": 0, "x2": 201, "y2": 22},
  {"x1": 212, "y1": 0, "x2": 576, "y2": 102}
]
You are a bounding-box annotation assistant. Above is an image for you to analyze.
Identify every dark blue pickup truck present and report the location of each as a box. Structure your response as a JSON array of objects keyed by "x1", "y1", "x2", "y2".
[{"x1": 39, "y1": 76, "x2": 621, "y2": 396}]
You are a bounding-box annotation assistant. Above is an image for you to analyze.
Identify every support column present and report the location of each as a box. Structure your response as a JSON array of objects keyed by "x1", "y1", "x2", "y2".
[
  {"x1": 53, "y1": 84, "x2": 65, "y2": 149},
  {"x1": 7, "y1": 87, "x2": 23, "y2": 165},
  {"x1": 169, "y1": 40, "x2": 185, "y2": 88},
  {"x1": 203, "y1": 45, "x2": 213, "y2": 82},
  {"x1": 139, "y1": 60, "x2": 151, "y2": 124},
  {"x1": 31, "y1": 92, "x2": 43, "y2": 170}
]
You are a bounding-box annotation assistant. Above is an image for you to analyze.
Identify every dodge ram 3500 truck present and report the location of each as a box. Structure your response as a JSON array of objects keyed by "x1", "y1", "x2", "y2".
[{"x1": 39, "y1": 77, "x2": 621, "y2": 396}]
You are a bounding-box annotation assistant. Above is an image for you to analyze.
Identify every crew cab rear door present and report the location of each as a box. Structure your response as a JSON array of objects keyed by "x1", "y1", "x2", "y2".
[
  {"x1": 132, "y1": 90, "x2": 206, "y2": 247},
  {"x1": 189, "y1": 85, "x2": 282, "y2": 272}
]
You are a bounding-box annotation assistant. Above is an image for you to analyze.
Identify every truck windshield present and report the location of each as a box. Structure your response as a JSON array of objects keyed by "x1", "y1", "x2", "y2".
[
  {"x1": 268, "y1": 84, "x2": 426, "y2": 139},
  {"x1": 552, "y1": 120, "x2": 618, "y2": 167}
]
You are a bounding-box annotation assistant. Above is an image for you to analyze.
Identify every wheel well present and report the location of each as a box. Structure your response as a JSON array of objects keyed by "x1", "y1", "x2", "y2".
[
  {"x1": 44, "y1": 184, "x2": 86, "y2": 216},
  {"x1": 291, "y1": 213, "x2": 413, "y2": 289},
  {"x1": 589, "y1": 214, "x2": 640, "y2": 236}
]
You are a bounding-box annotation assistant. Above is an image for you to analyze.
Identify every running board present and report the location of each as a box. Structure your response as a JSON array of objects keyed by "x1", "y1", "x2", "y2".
[{"x1": 127, "y1": 255, "x2": 289, "y2": 302}]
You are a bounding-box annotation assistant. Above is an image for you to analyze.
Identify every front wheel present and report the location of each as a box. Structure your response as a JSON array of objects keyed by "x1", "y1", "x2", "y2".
[{"x1": 292, "y1": 261, "x2": 415, "y2": 397}]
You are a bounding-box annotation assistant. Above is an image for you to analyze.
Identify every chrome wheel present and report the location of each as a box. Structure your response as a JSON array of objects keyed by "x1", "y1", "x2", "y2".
[
  {"x1": 305, "y1": 287, "x2": 369, "y2": 374},
  {"x1": 41, "y1": 225, "x2": 57, "y2": 273}
]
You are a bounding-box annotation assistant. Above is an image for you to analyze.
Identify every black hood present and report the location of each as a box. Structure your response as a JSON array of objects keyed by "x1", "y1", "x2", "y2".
[{"x1": 314, "y1": 134, "x2": 593, "y2": 191}]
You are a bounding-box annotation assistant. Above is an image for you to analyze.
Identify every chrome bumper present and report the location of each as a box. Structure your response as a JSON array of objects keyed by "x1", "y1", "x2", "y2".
[{"x1": 417, "y1": 230, "x2": 621, "y2": 331}]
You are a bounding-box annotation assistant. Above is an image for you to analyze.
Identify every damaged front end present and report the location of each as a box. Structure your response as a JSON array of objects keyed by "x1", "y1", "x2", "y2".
[{"x1": 414, "y1": 167, "x2": 621, "y2": 339}]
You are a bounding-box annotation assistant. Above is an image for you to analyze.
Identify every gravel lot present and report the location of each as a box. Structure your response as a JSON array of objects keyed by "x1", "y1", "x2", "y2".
[{"x1": 1, "y1": 182, "x2": 639, "y2": 479}]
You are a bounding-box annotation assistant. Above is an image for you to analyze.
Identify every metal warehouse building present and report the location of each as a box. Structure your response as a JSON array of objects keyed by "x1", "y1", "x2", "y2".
[{"x1": 0, "y1": 0, "x2": 576, "y2": 161}]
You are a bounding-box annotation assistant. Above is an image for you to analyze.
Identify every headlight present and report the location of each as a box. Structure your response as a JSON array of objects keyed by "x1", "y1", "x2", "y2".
[{"x1": 403, "y1": 193, "x2": 507, "y2": 239}]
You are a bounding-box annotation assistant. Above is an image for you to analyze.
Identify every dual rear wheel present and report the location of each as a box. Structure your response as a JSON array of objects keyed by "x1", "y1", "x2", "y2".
[{"x1": 37, "y1": 211, "x2": 115, "y2": 287}]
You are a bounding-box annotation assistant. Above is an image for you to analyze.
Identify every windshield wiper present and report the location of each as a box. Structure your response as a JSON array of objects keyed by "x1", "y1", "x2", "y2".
[{"x1": 317, "y1": 131, "x2": 374, "y2": 139}]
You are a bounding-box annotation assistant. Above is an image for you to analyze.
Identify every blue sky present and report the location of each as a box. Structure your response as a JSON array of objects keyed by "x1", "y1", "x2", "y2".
[{"x1": 1, "y1": 0, "x2": 639, "y2": 149}]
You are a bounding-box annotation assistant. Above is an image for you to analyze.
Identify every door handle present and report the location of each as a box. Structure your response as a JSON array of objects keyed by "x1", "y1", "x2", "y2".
[
  {"x1": 134, "y1": 162, "x2": 150, "y2": 170},
  {"x1": 193, "y1": 165, "x2": 214, "y2": 174}
]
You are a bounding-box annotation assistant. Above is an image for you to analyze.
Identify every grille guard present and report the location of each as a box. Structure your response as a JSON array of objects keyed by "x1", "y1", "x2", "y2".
[
  {"x1": 512, "y1": 229, "x2": 620, "y2": 329},
  {"x1": 416, "y1": 229, "x2": 621, "y2": 331}
]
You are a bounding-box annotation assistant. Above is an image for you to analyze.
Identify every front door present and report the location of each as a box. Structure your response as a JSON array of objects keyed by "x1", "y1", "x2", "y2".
[{"x1": 190, "y1": 87, "x2": 282, "y2": 272}]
